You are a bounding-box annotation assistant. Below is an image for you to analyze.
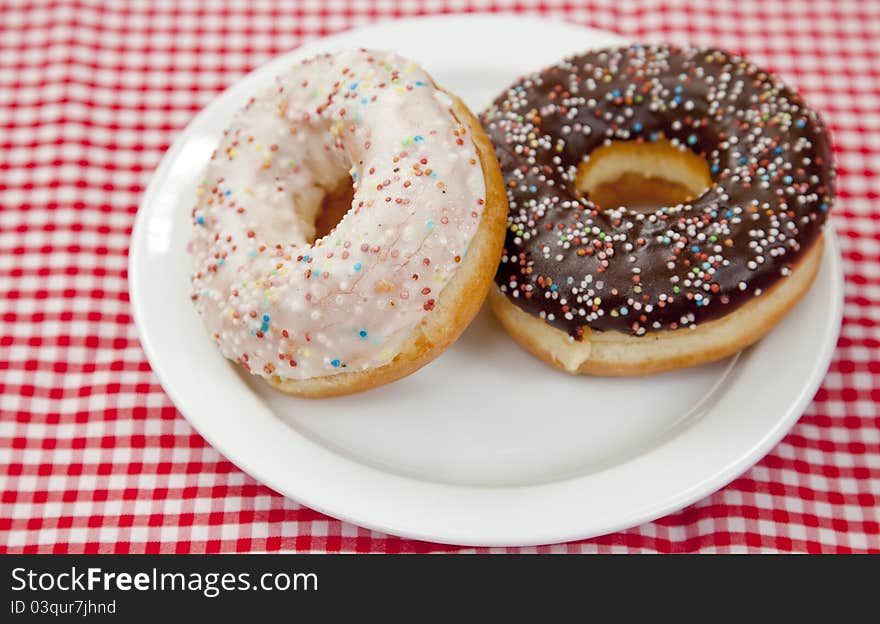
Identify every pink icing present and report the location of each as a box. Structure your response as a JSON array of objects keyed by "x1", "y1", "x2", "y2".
[{"x1": 190, "y1": 50, "x2": 486, "y2": 380}]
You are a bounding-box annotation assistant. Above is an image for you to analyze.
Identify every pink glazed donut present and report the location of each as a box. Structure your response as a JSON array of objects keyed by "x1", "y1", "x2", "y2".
[{"x1": 189, "y1": 50, "x2": 507, "y2": 397}]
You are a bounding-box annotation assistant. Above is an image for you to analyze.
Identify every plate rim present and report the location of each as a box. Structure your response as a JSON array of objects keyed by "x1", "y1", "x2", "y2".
[{"x1": 129, "y1": 14, "x2": 844, "y2": 547}]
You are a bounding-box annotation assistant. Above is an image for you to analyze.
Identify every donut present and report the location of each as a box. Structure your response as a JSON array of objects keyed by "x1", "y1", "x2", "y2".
[
  {"x1": 190, "y1": 50, "x2": 507, "y2": 397},
  {"x1": 481, "y1": 44, "x2": 834, "y2": 375}
]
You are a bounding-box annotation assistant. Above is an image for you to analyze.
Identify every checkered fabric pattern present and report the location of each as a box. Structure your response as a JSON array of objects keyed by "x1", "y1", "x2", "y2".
[{"x1": 1, "y1": 0, "x2": 878, "y2": 554}]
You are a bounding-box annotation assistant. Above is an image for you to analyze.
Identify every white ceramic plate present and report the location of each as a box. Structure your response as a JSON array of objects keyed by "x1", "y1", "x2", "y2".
[{"x1": 130, "y1": 15, "x2": 843, "y2": 547}]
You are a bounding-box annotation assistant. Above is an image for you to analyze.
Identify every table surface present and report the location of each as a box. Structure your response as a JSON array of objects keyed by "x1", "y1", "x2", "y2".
[{"x1": 1, "y1": 0, "x2": 878, "y2": 554}]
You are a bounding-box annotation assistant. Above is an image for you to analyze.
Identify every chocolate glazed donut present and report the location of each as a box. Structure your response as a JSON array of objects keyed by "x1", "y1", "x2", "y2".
[{"x1": 481, "y1": 44, "x2": 834, "y2": 374}]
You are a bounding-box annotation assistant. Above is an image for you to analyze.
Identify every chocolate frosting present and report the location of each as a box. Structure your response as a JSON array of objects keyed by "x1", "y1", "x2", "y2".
[{"x1": 481, "y1": 45, "x2": 834, "y2": 337}]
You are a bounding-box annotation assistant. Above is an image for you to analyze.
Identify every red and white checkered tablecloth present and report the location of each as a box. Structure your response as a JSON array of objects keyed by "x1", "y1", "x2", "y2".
[{"x1": 1, "y1": 0, "x2": 878, "y2": 554}]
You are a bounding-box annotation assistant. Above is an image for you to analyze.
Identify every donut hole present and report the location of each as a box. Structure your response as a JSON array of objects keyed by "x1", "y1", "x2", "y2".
[
  {"x1": 576, "y1": 140, "x2": 713, "y2": 212},
  {"x1": 311, "y1": 178, "x2": 355, "y2": 243}
]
